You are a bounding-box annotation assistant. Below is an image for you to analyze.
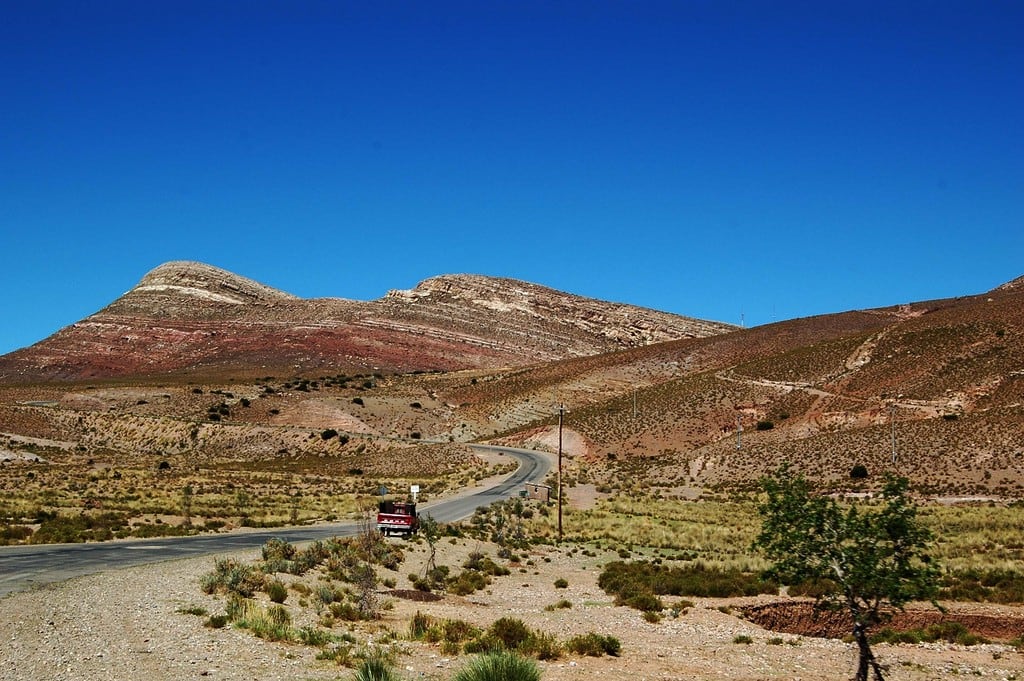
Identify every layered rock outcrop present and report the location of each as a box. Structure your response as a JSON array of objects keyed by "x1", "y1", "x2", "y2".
[{"x1": 0, "y1": 261, "x2": 735, "y2": 381}]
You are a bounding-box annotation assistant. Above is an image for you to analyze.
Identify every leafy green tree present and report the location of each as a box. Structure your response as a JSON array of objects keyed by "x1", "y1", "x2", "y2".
[{"x1": 754, "y1": 467, "x2": 939, "y2": 681}]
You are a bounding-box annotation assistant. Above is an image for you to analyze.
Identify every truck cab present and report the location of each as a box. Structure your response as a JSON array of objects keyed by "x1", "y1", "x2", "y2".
[{"x1": 376, "y1": 500, "x2": 419, "y2": 536}]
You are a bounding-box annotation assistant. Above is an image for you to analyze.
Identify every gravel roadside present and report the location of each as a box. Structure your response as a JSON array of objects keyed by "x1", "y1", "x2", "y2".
[{"x1": 2, "y1": 540, "x2": 1022, "y2": 681}]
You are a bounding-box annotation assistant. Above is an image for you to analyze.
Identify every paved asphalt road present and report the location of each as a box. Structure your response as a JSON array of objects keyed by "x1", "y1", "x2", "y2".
[{"x1": 0, "y1": 445, "x2": 550, "y2": 597}]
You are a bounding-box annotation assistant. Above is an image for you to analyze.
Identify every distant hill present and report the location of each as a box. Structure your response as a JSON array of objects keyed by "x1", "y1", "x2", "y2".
[
  {"x1": 0, "y1": 268, "x2": 1021, "y2": 497},
  {"x1": 0, "y1": 261, "x2": 735, "y2": 382},
  {"x1": 450, "y1": 278, "x2": 1024, "y2": 495}
]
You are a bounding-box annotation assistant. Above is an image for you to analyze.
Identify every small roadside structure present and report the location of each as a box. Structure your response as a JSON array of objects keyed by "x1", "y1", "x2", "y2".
[{"x1": 523, "y1": 483, "x2": 550, "y2": 502}]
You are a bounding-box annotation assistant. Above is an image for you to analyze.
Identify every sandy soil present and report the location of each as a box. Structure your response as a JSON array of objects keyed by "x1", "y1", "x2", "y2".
[{"x1": 2, "y1": 536, "x2": 1022, "y2": 681}]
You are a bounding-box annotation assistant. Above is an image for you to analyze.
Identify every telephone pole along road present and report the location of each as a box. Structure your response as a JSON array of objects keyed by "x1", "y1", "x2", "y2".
[{"x1": 0, "y1": 446, "x2": 550, "y2": 598}]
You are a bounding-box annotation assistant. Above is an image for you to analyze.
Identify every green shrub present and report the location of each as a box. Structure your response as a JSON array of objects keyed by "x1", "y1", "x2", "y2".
[
  {"x1": 409, "y1": 611, "x2": 435, "y2": 639},
  {"x1": 464, "y1": 551, "x2": 511, "y2": 576},
  {"x1": 553, "y1": 578, "x2": 568, "y2": 589},
  {"x1": 623, "y1": 592, "x2": 663, "y2": 613},
  {"x1": 130, "y1": 523, "x2": 191, "y2": 539},
  {"x1": 417, "y1": 615, "x2": 480, "y2": 653},
  {"x1": 233, "y1": 601, "x2": 294, "y2": 642},
  {"x1": 262, "y1": 537, "x2": 297, "y2": 562},
  {"x1": 870, "y1": 627, "x2": 923, "y2": 644},
  {"x1": 452, "y1": 651, "x2": 541, "y2": 681},
  {"x1": 0, "y1": 524, "x2": 34, "y2": 544},
  {"x1": 224, "y1": 594, "x2": 248, "y2": 621},
  {"x1": 489, "y1": 617, "x2": 532, "y2": 651},
  {"x1": 297, "y1": 626, "x2": 336, "y2": 647},
  {"x1": 30, "y1": 512, "x2": 131, "y2": 544},
  {"x1": 527, "y1": 630, "x2": 562, "y2": 661},
  {"x1": 441, "y1": 618, "x2": 481, "y2": 645},
  {"x1": 870, "y1": 621, "x2": 987, "y2": 646},
  {"x1": 733, "y1": 635, "x2": 753, "y2": 644},
  {"x1": 449, "y1": 569, "x2": 490, "y2": 595},
  {"x1": 598, "y1": 560, "x2": 777, "y2": 601},
  {"x1": 461, "y1": 617, "x2": 561, "y2": 659},
  {"x1": 566, "y1": 632, "x2": 620, "y2": 657},
  {"x1": 788, "y1": 576, "x2": 839, "y2": 598},
  {"x1": 924, "y1": 621, "x2": 987, "y2": 646},
  {"x1": 316, "y1": 584, "x2": 339, "y2": 605},
  {"x1": 463, "y1": 636, "x2": 502, "y2": 655},
  {"x1": 266, "y1": 579, "x2": 288, "y2": 604},
  {"x1": 352, "y1": 654, "x2": 400, "y2": 681},
  {"x1": 317, "y1": 644, "x2": 354, "y2": 666},
  {"x1": 266, "y1": 604, "x2": 290, "y2": 624},
  {"x1": 200, "y1": 558, "x2": 265, "y2": 597},
  {"x1": 329, "y1": 601, "x2": 364, "y2": 622},
  {"x1": 939, "y1": 568, "x2": 1024, "y2": 603},
  {"x1": 204, "y1": 614, "x2": 229, "y2": 629}
]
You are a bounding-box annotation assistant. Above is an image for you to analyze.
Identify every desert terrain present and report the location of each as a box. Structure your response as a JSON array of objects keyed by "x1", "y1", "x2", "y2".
[
  {"x1": 2, "y1": 263, "x2": 1024, "y2": 679},
  {"x1": 2, "y1": 528, "x2": 1022, "y2": 681}
]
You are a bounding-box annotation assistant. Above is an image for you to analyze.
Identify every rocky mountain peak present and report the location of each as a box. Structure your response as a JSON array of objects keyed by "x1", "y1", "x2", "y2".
[
  {"x1": 382, "y1": 273, "x2": 736, "y2": 350},
  {"x1": 0, "y1": 262, "x2": 737, "y2": 381},
  {"x1": 129, "y1": 261, "x2": 298, "y2": 306},
  {"x1": 95, "y1": 261, "x2": 299, "y2": 320},
  {"x1": 386, "y1": 274, "x2": 562, "y2": 306}
]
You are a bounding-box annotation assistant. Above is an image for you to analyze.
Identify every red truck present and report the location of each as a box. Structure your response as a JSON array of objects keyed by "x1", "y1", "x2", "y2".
[{"x1": 376, "y1": 500, "x2": 419, "y2": 536}]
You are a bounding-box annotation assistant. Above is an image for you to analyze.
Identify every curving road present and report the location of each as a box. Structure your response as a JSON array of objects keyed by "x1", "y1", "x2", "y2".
[{"x1": 0, "y1": 446, "x2": 550, "y2": 597}]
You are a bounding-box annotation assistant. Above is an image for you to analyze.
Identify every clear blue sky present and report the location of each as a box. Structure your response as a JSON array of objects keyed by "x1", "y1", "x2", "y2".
[{"x1": 2, "y1": 1, "x2": 1021, "y2": 355}]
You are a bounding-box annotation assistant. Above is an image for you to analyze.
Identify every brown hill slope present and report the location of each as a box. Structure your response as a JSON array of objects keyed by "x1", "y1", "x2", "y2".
[
  {"x1": 434, "y1": 284, "x2": 1024, "y2": 495},
  {"x1": 0, "y1": 261, "x2": 735, "y2": 382},
  {"x1": 1, "y1": 270, "x2": 1021, "y2": 498}
]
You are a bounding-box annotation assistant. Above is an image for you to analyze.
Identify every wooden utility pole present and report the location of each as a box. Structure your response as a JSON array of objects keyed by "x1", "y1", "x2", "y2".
[
  {"x1": 889, "y1": 402, "x2": 898, "y2": 465},
  {"x1": 557, "y1": 404, "x2": 564, "y2": 543}
]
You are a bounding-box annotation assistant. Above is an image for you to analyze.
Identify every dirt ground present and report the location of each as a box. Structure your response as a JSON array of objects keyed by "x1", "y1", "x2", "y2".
[{"x1": 2, "y1": 533, "x2": 1022, "y2": 681}]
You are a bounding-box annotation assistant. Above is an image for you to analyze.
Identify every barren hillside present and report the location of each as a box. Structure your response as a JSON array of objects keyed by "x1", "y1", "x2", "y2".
[
  {"x1": 425, "y1": 284, "x2": 1024, "y2": 496},
  {"x1": 0, "y1": 271, "x2": 1021, "y2": 504},
  {"x1": 0, "y1": 261, "x2": 734, "y2": 382}
]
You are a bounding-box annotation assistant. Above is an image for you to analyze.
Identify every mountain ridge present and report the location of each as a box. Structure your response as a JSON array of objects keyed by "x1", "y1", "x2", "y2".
[
  {"x1": 0, "y1": 265, "x2": 1021, "y2": 498},
  {"x1": 0, "y1": 261, "x2": 736, "y2": 382}
]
